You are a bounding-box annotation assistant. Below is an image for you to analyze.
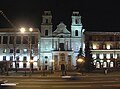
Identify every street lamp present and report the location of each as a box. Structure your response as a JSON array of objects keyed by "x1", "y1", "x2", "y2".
[
  {"x1": 50, "y1": 59, "x2": 54, "y2": 73},
  {"x1": 76, "y1": 56, "x2": 85, "y2": 74},
  {"x1": 20, "y1": 27, "x2": 33, "y2": 76}
]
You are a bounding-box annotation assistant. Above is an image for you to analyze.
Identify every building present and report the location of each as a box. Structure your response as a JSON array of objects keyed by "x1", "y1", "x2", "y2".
[
  {"x1": 39, "y1": 11, "x2": 84, "y2": 70},
  {"x1": 0, "y1": 28, "x2": 39, "y2": 69},
  {"x1": 0, "y1": 11, "x2": 85, "y2": 71},
  {"x1": 85, "y1": 31, "x2": 120, "y2": 69}
]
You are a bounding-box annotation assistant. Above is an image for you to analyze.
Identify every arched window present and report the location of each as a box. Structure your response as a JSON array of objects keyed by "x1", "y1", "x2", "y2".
[{"x1": 75, "y1": 30, "x2": 78, "y2": 36}]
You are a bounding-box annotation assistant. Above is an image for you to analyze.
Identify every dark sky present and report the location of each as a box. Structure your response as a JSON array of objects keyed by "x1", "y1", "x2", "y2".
[{"x1": 0, "y1": 0, "x2": 120, "y2": 31}]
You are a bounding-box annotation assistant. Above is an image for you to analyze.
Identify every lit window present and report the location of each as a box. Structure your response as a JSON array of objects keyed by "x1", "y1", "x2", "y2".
[
  {"x1": 3, "y1": 49, "x2": 7, "y2": 53},
  {"x1": 23, "y1": 48, "x2": 27, "y2": 53}
]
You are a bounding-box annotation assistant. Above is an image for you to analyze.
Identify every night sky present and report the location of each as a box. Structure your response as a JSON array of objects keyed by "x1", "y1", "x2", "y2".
[{"x1": 0, "y1": 0, "x2": 120, "y2": 32}]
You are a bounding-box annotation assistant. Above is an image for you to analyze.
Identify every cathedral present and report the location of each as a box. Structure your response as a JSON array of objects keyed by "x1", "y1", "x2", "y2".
[{"x1": 39, "y1": 11, "x2": 85, "y2": 70}]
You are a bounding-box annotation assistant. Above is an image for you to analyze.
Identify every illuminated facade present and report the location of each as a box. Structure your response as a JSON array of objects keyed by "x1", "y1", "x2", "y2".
[
  {"x1": 39, "y1": 11, "x2": 85, "y2": 70},
  {"x1": 0, "y1": 28, "x2": 39, "y2": 69},
  {"x1": 85, "y1": 32, "x2": 120, "y2": 69}
]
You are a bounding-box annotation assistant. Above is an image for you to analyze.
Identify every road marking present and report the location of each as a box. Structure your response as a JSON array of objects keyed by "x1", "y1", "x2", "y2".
[
  {"x1": 53, "y1": 85, "x2": 91, "y2": 87},
  {"x1": 103, "y1": 84, "x2": 120, "y2": 87}
]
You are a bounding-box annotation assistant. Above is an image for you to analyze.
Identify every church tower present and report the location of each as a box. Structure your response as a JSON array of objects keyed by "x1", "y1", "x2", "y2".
[
  {"x1": 41, "y1": 11, "x2": 52, "y2": 36},
  {"x1": 71, "y1": 11, "x2": 82, "y2": 37}
]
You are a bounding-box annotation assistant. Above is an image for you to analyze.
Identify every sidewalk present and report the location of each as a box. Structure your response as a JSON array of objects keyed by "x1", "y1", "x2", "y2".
[{"x1": 0, "y1": 70, "x2": 120, "y2": 78}]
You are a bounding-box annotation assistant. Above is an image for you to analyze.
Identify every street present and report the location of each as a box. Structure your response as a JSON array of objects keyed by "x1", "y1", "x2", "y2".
[{"x1": 0, "y1": 75, "x2": 120, "y2": 89}]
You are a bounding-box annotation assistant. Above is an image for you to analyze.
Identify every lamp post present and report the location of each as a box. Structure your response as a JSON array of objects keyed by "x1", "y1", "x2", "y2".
[
  {"x1": 20, "y1": 27, "x2": 33, "y2": 76},
  {"x1": 76, "y1": 56, "x2": 85, "y2": 74}
]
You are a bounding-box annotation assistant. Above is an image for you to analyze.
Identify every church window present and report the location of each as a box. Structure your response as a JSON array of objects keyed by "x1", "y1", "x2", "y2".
[
  {"x1": 46, "y1": 19, "x2": 48, "y2": 23},
  {"x1": 75, "y1": 30, "x2": 78, "y2": 36},
  {"x1": 45, "y1": 30, "x2": 48, "y2": 36},
  {"x1": 75, "y1": 19, "x2": 79, "y2": 24}
]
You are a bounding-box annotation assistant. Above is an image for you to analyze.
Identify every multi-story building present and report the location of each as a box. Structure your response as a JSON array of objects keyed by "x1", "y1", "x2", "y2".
[
  {"x1": 85, "y1": 31, "x2": 120, "y2": 69},
  {"x1": 39, "y1": 11, "x2": 84, "y2": 70},
  {"x1": 0, "y1": 28, "x2": 39, "y2": 69}
]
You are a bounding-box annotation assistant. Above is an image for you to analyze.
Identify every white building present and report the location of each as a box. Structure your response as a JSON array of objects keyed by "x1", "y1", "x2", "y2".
[
  {"x1": 0, "y1": 11, "x2": 85, "y2": 71},
  {"x1": 0, "y1": 28, "x2": 39, "y2": 69},
  {"x1": 39, "y1": 11, "x2": 85, "y2": 70}
]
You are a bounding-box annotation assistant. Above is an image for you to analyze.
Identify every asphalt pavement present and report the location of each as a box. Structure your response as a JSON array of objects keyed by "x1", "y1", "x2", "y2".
[{"x1": 0, "y1": 70, "x2": 120, "y2": 78}]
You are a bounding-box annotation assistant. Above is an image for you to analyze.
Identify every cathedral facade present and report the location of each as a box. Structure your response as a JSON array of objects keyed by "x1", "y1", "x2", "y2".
[{"x1": 39, "y1": 11, "x2": 85, "y2": 70}]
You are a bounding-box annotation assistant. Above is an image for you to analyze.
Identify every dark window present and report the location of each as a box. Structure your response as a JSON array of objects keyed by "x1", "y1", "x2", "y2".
[
  {"x1": 75, "y1": 19, "x2": 79, "y2": 24},
  {"x1": 10, "y1": 56, "x2": 13, "y2": 61},
  {"x1": 103, "y1": 54, "x2": 106, "y2": 59},
  {"x1": 23, "y1": 56, "x2": 27, "y2": 61},
  {"x1": 31, "y1": 36, "x2": 35, "y2": 44},
  {"x1": 117, "y1": 54, "x2": 120, "y2": 58},
  {"x1": 23, "y1": 36, "x2": 28, "y2": 44},
  {"x1": 3, "y1": 36, "x2": 8, "y2": 44},
  {"x1": 16, "y1": 49, "x2": 20, "y2": 53},
  {"x1": 45, "y1": 30, "x2": 48, "y2": 36},
  {"x1": 75, "y1": 30, "x2": 78, "y2": 36},
  {"x1": 9, "y1": 36, "x2": 14, "y2": 44},
  {"x1": 59, "y1": 43, "x2": 65, "y2": 51},
  {"x1": 96, "y1": 54, "x2": 99, "y2": 59},
  {"x1": 16, "y1": 56, "x2": 19, "y2": 61},
  {"x1": 3, "y1": 56, "x2": 6, "y2": 61},
  {"x1": 10, "y1": 49, "x2": 14, "y2": 53},
  {"x1": 16, "y1": 36, "x2": 21, "y2": 44},
  {"x1": 110, "y1": 54, "x2": 113, "y2": 58},
  {"x1": 46, "y1": 19, "x2": 48, "y2": 23},
  {"x1": 0, "y1": 36, "x2": 1, "y2": 44}
]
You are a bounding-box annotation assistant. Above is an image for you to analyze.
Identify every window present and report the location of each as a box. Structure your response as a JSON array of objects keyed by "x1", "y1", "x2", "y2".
[
  {"x1": 96, "y1": 54, "x2": 99, "y2": 59},
  {"x1": 16, "y1": 56, "x2": 19, "y2": 61},
  {"x1": 23, "y1": 48, "x2": 27, "y2": 53},
  {"x1": 110, "y1": 53, "x2": 113, "y2": 58},
  {"x1": 3, "y1": 36, "x2": 8, "y2": 44},
  {"x1": 10, "y1": 56, "x2": 13, "y2": 61},
  {"x1": 75, "y1": 30, "x2": 78, "y2": 36},
  {"x1": 0, "y1": 36, "x2": 1, "y2": 44},
  {"x1": 45, "y1": 30, "x2": 48, "y2": 36},
  {"x1": 59, "y1": 43, "x2": 65, "y2": 51},
  {"x1": 46, "y1": 19, "x2": 48, "y2": 23},
  {"x1": 16, "y1": 49, "x2": 20, "y2": 53},
  {"x1": 3, "y1": 49, "x2": 7, "y2": 53},
  {"x1": 23, "y1": 56, "x2": 27, "y2": 61},
  {"x1": 117, "y1": 54, "x2": 120, "y2": 58},
  {"x1": 23, "y1": 36, "x2": 28, "y2": 44},
  {"x1": 75, "y1": 19, "x2": 79, "y2": 24},
  {"x1": 9, "y1": 36, "x2": 14, "y2": 44},
  {"x1": 3, "y1": 56, "x2": 6, "y2": 61},
  {"x1": 16, "y1": 36, "x2": 21, "y2": 44},
  {"x1": 103, "y1": 54, "x2": 106, "y2": 59},
  {"x1": 10, "y1": 49, "x2": 14, "y2": 53},
  {"x1": 31, "y1": 36, "x2": 35, "y2": 44}
]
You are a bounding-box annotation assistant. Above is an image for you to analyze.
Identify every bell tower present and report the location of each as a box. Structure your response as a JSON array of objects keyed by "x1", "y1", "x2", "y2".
[
  {"x1": 41, "y1": 11, "x2": 53, "y2": 36},
  {"x1": 71, "y1": 11, "x2": 82, "y2": 37}
]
